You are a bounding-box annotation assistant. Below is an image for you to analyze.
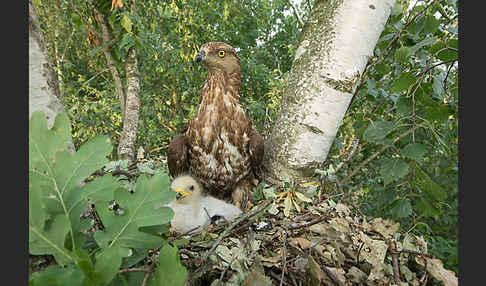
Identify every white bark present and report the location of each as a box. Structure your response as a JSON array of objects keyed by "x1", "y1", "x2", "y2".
[
  {"x1": 264, "y1": 0, "x2": 395, "y2": 181},
  {"x1": 29, "y1": 3, "x2": 74, "y2": 152}
]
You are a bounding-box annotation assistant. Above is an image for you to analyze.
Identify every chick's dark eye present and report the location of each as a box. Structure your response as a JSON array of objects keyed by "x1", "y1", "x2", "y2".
[
  {"x1": 218, "y1": 50, "x2": 225, "y2": 57},
  {"x1": 189, "y1": 185, "x2": 195, "y2": 191}
]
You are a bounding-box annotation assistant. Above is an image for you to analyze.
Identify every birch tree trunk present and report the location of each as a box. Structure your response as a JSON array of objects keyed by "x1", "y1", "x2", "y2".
[
  {"x1": 29, "y1": 3, "x2": 74, "y2": 153},
  {"x1": 264, "y1": 0, "x2": 396, "y2": 182},
  {"x1": 117, "y1": 47, "x2": 140, "y2": 162}
]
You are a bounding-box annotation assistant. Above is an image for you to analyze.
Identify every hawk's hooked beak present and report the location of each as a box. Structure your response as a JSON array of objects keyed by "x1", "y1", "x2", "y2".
[
  {"x1": 174, "y1": 187, "x2": 192, "y2": 200},
  {"x1": 195, "y1": 50, "x2": 206, "y2": 63}
]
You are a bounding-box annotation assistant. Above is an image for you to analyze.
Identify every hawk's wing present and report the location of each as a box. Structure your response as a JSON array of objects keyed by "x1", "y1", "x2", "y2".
[{"x1": 167, "y1": 125, "x2": 189, "y2": 177}]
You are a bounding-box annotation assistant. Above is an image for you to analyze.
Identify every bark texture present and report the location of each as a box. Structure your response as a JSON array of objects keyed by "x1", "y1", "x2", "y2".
[
  {"x1": 264, "y1": 0, "x2": 396, "y2": 181},
  {"x1": 117, "y1": 48, "x2": 140, "y2": 162},
  {"x1": 29, "y1": 3, "x2": 74, "y2": 153}
]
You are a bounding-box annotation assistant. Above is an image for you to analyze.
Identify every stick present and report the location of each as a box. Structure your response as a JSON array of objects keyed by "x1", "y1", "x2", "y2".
[
  {"x1": 288, "y1": 211, "x2": 333, "y2": 230},
  {"x1": 280, "y1": 225, "x2": 289, "y2": 286}
]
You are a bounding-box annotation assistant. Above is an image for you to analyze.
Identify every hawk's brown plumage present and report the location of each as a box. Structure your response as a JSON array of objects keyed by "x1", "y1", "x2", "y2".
[{"x1": 167, "y1": 42, "x2": 264, "y2": 210}]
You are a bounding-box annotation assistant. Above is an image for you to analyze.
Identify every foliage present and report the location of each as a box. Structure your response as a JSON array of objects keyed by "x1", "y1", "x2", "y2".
[
  {"x1": 324, "y1": 0, "x2": 458, "y2": 273},
  {"x1": 29, "y1": 111, "x2": 186, "y2": 285},
  {"x1": 33, "y1": 0, "x2": 300, "y2": 157}
]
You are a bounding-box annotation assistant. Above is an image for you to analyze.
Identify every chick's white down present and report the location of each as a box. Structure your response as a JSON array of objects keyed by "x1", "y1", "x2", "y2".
[{"x1": 167, "y1": 175, "x2": 242, "y2": 234}]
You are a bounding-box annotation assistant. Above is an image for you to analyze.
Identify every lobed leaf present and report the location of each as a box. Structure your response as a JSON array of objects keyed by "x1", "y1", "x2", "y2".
[
  {"x1": 29, "y1": 214, "x2": 74, "y2": 266},
  {"x1": 94, "y1": 172, "x2": 175, "y2": 251},
  {"x1": 148, "y1": 244, "x2": 187, "y2": 286}
]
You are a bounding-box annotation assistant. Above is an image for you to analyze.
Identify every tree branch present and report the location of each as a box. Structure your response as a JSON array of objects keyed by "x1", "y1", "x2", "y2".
[
  {"x1": 93, "y1": 7, "x2": 127, "y2": 120},
  {"x1": 287, "y1": 0, "x2": 304, "y2": 26}
]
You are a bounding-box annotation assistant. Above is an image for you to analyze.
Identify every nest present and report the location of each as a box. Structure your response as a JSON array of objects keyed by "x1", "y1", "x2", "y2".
[{"x1": 167, "y1": 198, "x2": 457, "y2": 286}]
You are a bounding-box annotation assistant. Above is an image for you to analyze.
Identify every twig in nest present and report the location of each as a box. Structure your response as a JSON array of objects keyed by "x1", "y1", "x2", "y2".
[
  {"x1": 321, "y1": 264, "x2": 346, "y2": 286},
  {"x1": 400, "y1": 249, "x2": 434, "y2": 259},
  {"x1": 288, "y1": 211, "x2": 333, "y2": 230},
  {"x1": 389, "y1": 240, "x2": 401, "y2": 284},
  {"x1": 117, "y1": 267, "x2": 148, "y2": 274},
  {"x1": 140, "y1": 263, "x2": 154, "y2": 286},
  {"x1": 168, "y1": 226, "x2": 200, "y2": 242},
  {"x1": 356, "y1": 242, "x2": 365, "y2": 265},
  {"x1": 280, "y1": 225, "x2": 289, "y2": 286},
  {"x1": 141, "y1": 271, "x2": 151, "y2": 286},
  {"x1": 269, "y1": 271, "x2": 291, "y2": 286},
  {"x1": 288, "y1": 268, "x2": 299, "y2": 286},
  {"x1": 112, "y1": 167, "x2": 133, "y2": 179}
]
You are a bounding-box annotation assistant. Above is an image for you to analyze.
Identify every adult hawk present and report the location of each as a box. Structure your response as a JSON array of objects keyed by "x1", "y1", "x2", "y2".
[{"x1": 167, "y1": 42, "x2": 264, "y2": 210}]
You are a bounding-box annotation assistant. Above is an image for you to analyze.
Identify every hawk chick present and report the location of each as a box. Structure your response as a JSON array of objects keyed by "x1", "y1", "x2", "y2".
[{"x1": 168, "y1": 174, "x2": 242, "y2": 234}]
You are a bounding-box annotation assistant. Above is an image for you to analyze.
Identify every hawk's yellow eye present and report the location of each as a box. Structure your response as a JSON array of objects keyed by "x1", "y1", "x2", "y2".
[{"x1": 218, "y1": 50, "x2": 225, "y2": 57}]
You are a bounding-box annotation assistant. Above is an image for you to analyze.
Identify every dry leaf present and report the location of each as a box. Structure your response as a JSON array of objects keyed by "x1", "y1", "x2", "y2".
[
  {"x1": 111, "y1": 0, "x2": 124, "y2": 11},
  {"x1": 370, "y1": 217, "x2": 400, "y2": 239},
  {"x1": 307, "y1": 255, "x2": 326, "y2": 286},
  {"x1": 416, "y1": 257, "x2": 458, "y2": 286},
  {"x1": 295, "y1": 237, "x2": 312, "y2": 249},
  {"x1": 358, "y1": 232, "x2": 388, "y2": 265},
  {"x1": 346, "y1": 266, "x2": 367, "y2": 284}
]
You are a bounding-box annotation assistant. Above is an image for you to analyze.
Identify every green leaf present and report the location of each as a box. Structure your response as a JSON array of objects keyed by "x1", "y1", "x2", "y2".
[
  {"x1": 121, "y1": 14, "x2": 133, "y2": 33},
  {"x1": 66, "y1": 175, "x2": 120, "y2": 234},
  {"x1": 119, "y1": 34, "x2": 135, "y2": 53},
  {"x1": 30, "y1": 265, "x2": 84, "y2": 286},
  {"x1": 149, "y1": 244, "x2": 187, "y2": 286},
  {"x1": 424, "y1": 15, "x2": 440, "y2": 34},
  {"x1": 390, "y1": 199, "x2": 413, "y2": 218},
  {"x1": 94, "y1": 172, "x2": 175, "y2": 250},
  {"x1": 409, "y1": 36, "x2": 436, "y2": 54},
  {"x1": 391, "y1": 2, "x2": 403, "y2": 16},
  {"x1": 430, "y1": 40, "x2": 458, "y2": 61},
  {"x1": 396, "y1": 96, "x2": 412, "y2": 116},
  {"x1": 415, "y1": 168, "x2": 447, "y2": 201},
  {"x1": 29, "y1": 214, "x2": 74, "y2": 266},
  {"x1": 402, "y1": 143, "x2": 428, "y2": 163},
  {"x1": 73, "y1": 249, "x2": 102, "y2": 285},
  {"x1": 29, "y1": 111, "x2": 71, "y2": 172},
  {"x1": 120, "y1": 248, "x2": 150, "y2": 268},
  {"x1": 414, "y1": 197, "x2": 441, "y2": 217},
  {"x1": 94, "y1": 246, "x2": 124, "y2": 284},
  {"x1": 53, "y1": 135, "x2": 112, "y2": 198},
  {"x1": 390, "y1": 72, "x2": 416, "y2": 94},
  {"x1": 415, "y1": 83, "x2": 437, "y2": 107},
  {"x1": 407, "y1": 14, "x2": 425, "y2": 35},
  {"x1": 395, "y1": 46, "x2": 410, "y2": 64},
  {"x1": 253, "y1": 182, "x2": 265, "y2": 201},
  {"x1": 363, "y1": 120, "x2": 397, "y2": 143},
  {"x1": 425, "y1": 104, "x2": 451, "y2": 122},
  {"x1": 379, "y1": 158, "x2": 409, "y2": 185},
  {"x1": 29, "y1": 182, "x2": 47, "y2": 233}
]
